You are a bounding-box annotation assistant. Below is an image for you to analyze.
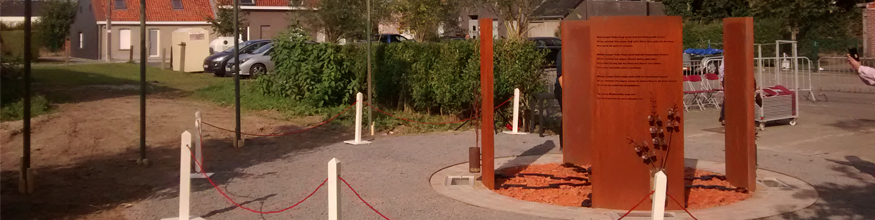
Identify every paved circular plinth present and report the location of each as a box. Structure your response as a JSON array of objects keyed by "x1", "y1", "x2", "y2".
[{"x1": 430, "y1": 154, "x2": 818, "y2": 220}]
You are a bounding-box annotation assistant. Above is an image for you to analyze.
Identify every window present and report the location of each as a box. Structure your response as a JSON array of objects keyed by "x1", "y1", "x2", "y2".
[
  {"x1": 392, "y1": 35, "x2": 408, "y2": 42},
  {"x1": 253, "y1": 43, "x2": 272, "y2": 54},
  {"x1": 240, "y1": 0, "x2": 255, "y2": 5},
  {"x1": 114, "y1": 0, "x2": 126, "y2": 9},
  {"x1": 119, "y1": 29, "x2": 131, "y2": 50},
  {"x1": 535, "y1": 40, "x2": 546, "y2": 47},
  {"x1": 79, "y1": 32, "x2": 83, "y2": 48},
  {"x1": 170, "y1": 0, "x2": 183, "y2": 9}
]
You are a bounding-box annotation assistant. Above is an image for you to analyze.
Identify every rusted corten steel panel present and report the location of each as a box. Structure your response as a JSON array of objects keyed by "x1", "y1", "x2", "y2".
[
  {"x1": 723, "y1": 17, "x2": 757, "y2": 192},
  {"x1": 479, "y1": 18, "x2": 496, "y2": 190}
]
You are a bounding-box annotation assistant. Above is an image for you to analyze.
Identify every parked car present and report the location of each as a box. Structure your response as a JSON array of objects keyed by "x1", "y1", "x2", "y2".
[
  {"x1": 529, "y1": 37, "x2": 561, "y2": 67},
  {"x1": 203, "y1": 39, "x2": 271, "y2": 77},
  {"x1": 440, "y1": 35, "x2": 466, "y2": 41},
  {"x1": 374, "y1": 34, "x2": 410, "y2": 43},
  {"x1": 225, "y1": 43, "x2": 275, "y2": 77}
]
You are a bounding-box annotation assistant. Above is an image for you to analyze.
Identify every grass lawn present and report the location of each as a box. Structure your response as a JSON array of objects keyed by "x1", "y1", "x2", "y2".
[
  {"x1": 31, "y1": 63, "x2": 224, "y2": 91},
  {"x1": 2, "y1": 63, "x2": 501, "y2": 133},
  {"x1": 2, "y1": 63, "x2": 225, "y2": 121}
]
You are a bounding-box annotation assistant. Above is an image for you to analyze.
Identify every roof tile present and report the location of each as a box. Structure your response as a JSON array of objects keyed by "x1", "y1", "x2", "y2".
[{"x1": 92, "y1": 0, "x2": 214, "y2": 22}]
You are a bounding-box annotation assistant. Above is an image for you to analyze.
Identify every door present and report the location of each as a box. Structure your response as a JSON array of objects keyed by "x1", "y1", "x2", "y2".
[
  {"x1": 492, "y1": 20, "x2": 499, "y2": 39},
  {"x1": 468, "y1": 15, "x2": 478, "y2": 38},
  {"x1": 259, "y1": 25, "x2": 271, "y2": 40},
  {"x1": 148, "y1": 29, "x2": 159, "y2": 57}
]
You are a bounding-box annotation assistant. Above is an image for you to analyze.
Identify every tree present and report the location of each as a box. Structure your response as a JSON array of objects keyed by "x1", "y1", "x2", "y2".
[
  {"x1": 38, "y1": 0, "x2": 76, "y2": 52},
  {"x1": 394, "y1": 0, "x2": 459, "y2": 41},
  {"x1": 658, "y1": 0, "x2": 751, "y2": 22},
  {"x1": 475, "y1": 0, "x2": 545, "y2": 40},
  {"x1": 751, "y1": 0, "x2": 841, "y2": 40},
  {"x1": 206, "y1": 1, "x2": 248, "y2": 37},
  {"x1": 315, "y1": 0, "x2": 391, "y2": 43}
]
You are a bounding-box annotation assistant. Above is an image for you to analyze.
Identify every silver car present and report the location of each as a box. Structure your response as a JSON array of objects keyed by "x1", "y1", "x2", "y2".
[{"x1": 225, "y1": 43, "x2": 275, "y2": 76}]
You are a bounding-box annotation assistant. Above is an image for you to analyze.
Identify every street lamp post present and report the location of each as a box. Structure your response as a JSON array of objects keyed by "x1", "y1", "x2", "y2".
[{"x1": 367, "y1": 0, "x2": 374, "y2": 136}]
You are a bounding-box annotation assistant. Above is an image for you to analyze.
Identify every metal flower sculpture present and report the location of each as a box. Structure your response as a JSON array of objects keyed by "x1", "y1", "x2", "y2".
[{"x1": 628, "y1": 95, "x2": 681, "y2": 171}]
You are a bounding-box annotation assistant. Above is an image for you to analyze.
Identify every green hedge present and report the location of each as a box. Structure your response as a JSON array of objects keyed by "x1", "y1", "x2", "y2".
[
  {"x1": 1, "y1": 30, "x2": 41, "y2": 60},
  {"x1": 682, "y1": 18, "x2": 787, "y2": 50},
  {"x1": 260, "y1": 29, "x2": 546, "y2": 117}
]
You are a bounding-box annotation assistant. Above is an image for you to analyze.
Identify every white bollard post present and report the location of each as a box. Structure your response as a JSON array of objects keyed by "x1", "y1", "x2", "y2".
[
  {"x1": 345, "y1": 93, "x2": 371, "y2": 145},
  {"x1": 162, "y1": 131, "x2": 205, "y2": 220},
  {"x1": 328, "y1": 158, "x2": 342, "y2": 220},
  {"x1": 651, "y1": 171, "x2": 667, "y2": 220},
  {"x1": 503, "y1": 88, "x2": 526, "y2": 135},
  {"x1": 191, "y1": 111, "x2": 213, "y2": 179}
]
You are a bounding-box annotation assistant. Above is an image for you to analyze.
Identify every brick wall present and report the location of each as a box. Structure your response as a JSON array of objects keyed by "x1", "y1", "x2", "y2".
[{"x1": 865, "y1": 3, "x2": 875, "y2": 57}]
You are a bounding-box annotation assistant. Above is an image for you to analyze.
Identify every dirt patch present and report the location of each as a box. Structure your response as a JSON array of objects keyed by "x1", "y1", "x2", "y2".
[
  {"x1": 0, "y1": 88, "x2": 338, "y2": 220},
  {"x1": 684, "y1": 167, "x2": 752, "y2": 209},
  {"x1": 492, "y1": 163, "x2": 750, "y2": 210}
]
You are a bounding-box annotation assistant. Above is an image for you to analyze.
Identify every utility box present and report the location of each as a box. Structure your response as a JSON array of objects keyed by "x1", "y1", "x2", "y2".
[{"x1": 172, "y1": 28, "x2": 210, "y2": 72}]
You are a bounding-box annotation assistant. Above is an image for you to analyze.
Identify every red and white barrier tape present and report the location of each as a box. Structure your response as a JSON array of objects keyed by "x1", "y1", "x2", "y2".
[
  {"x1": 187, "y1": 144, "x2": 326, "y2": 214},
  {"x1": 367, "y1": 96, "x2": 514, "y2": 125},
  {"x1": 201, "y1": 101, "x2": 357, "y2": 137},
  {"x1": 338, "y1": 176, "x2": 391, "y2": 220},
  {"x1": 617, "y1": 190, "x2": 656, "y2": 220}
]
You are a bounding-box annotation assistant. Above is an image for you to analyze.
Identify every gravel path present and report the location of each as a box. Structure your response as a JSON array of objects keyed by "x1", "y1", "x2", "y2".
[{"x1": 126, "y1": 92, "x2": 875, "y2": 220}]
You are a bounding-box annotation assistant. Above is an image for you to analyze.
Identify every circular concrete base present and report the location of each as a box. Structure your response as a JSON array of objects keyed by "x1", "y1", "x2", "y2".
[{"x1": 430, "y1": 154, "x2": 818, "y2": 220}]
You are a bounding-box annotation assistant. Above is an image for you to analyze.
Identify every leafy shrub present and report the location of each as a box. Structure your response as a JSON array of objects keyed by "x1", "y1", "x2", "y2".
[
  {"x1": 0, "y1": 55, "x2": 50, "y2": 121},
  {"x1": 1, "y1": 30, "x2": 42, "y2": 60},
  {"x1": 258, "y1": 28, "x2": 359, "y2": 107},
  {"x1": 263, "y1": 30, "x2": 546, "y2": 119},
  {"x1": 0, "y1": 95, "x2": 50, "y2": 121},
  {"x1": 681, "y1": 18, "x2": 788, "y2": 52}
]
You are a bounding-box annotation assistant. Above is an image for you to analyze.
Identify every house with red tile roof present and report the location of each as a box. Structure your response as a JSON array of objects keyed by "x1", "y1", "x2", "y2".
[
  {"x1": 70, "y1": 0, "x2": 320, "y2": 60},
  {"x1": 215, "y1": 0, "x2": 321, "y2": 41},
  {"x1": 69, "y1": 0, "x2": 219, "y2": 60}
]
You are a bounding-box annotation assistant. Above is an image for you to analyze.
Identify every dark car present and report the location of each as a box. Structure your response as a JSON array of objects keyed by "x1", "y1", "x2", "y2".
[
  {"x1": 440, "y1": 35, "x2": 466, "y2": 41},
  {"x1": 203, "y1": 39, "x2": 271, "y2": 77},
  {"x1": 373, "y1": 34, "x2": 410, "y2": 43},
  {"x1": 529, "y1": 37, "x2": 561, "y2": 67}
]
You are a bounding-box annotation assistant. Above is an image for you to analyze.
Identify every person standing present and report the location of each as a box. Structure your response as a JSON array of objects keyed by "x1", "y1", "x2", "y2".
[
  {"x1": 555, "y1": 49, "x2": 564, "y2": 149},
  {"x1": 718, "y1": 61, "x2": 725, "y2": 126},
  {"x1": 847, "y1": 54, "x2": 875, "y2": 86}
]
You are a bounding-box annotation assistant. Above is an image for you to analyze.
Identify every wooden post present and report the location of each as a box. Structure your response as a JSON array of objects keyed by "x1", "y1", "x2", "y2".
[
  {"x1": 723, "y1": 17, "x2": 757, "y2": 191},
  {"x1": 161, "y1": 48, "x2": 166, "y2": 70},
  {"x1": 179, "y1": 43, "x2": 186, "y2": 72},
  {"x1": 328, "y1": 158, "x2": 341, "y2": 220},
  {"x1": 479, "y1": 18, "x2": 495, "y2": 190},
  {"x1": 161, "y1": 131, "x2": 205, "y2": 220},
  {"x1": 503, "y1": 88, "x2": 526, "y2": 134},
  {"x1": 344, "y1": 93, "x2": 371, "y2": 145},
  {"x1": 652, "y1": 171, "x2": 668, "y2": 220},
  {"x1": 194, "y1": 111, "x2": 203, "y2": 173},
  {"x1": 65, "y1": 38, "x2": 70, "y2": 65}
]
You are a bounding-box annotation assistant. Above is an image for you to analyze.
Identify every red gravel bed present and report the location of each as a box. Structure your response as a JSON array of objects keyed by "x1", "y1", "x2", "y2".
[{"x1": 492, "y1": 163, "x2": 751, "y2": 209}]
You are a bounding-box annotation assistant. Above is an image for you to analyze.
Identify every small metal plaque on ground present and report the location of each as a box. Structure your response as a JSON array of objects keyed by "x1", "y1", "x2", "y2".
[
  {"x1": 758, "y1": 177, "x2": 793, "y2": 189},
  {"x1": 445, "y1": 176, "x2": 475, "y2": 186}
]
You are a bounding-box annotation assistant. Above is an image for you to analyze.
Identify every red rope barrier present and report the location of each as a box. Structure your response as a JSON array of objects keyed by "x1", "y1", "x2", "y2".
[
  {"x1": 201, "y1": 101, "x2": 357, "y2": 137},
  {"x1": 367, "y1": 96, "x2": 514, "y2": 125},
  {"x1": 667, "y1": 193, "x2": 698, "y2": 220},
  {"x1": 338, "y1": 176, "x2": 391, "y2": 220},
  {"x1": 617, "y1": 190, "x2": 656, "y2": 220},
  {"x1": 187, "y1": 144, "x2": 326, "y2": 214}
]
